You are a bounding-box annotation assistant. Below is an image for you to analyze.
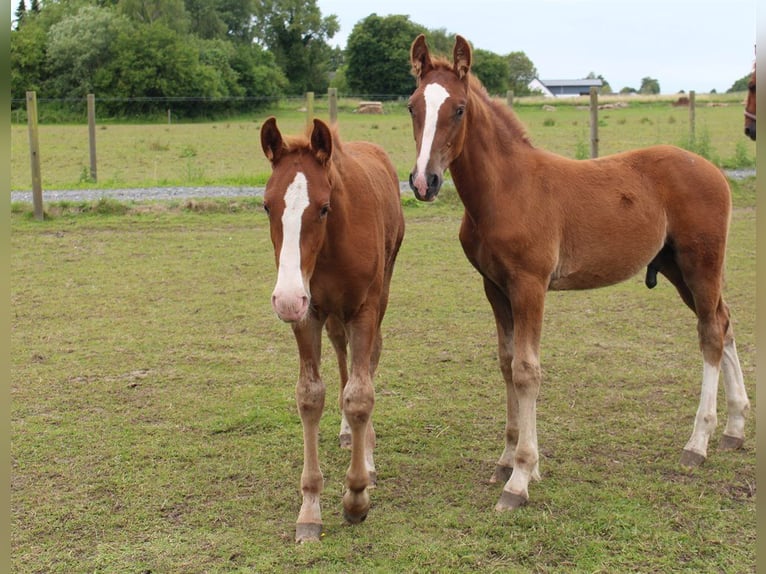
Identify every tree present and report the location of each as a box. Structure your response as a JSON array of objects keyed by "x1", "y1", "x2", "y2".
[
  {"x1": 507, "y1": 51, "x2": 537, "y2": 96},
  {"x1": 14, "y1": 0, "x2": 27, "y2": 28},
  {"x1": 639, "y1": 76, "x2": 660, "y2": 95},
  {"x1": 471, "y1": 49, "x2": 509, "y2": 95},
  {"x1": 253, "y1": 0, "x2": 339, "y2": 94},
  {"x1": 46, "y1": 6, "x2": 130, "y2": 98},
  {"x1": 423, "y1": 27, "x2": 454, "y2": 57},
  {"x1": 587, "y1": 72, "x2": 612, "y2": 94},
  {"x1": 10, "y1": 14, "x2": 47, "y2": 98},
  {"x1": 728, "y1": 73, "x2": 753, "y2": 92},
  {"x1": 345, "y1": 14, "x2": 426, "y2": 96},
  {"x1": 184, "y1": 0, "x2": 256, "y2": 43},
  {"x1": 184, "y1": 0, "x2": 228, "y2": 39},
  {"x1": 117, "y1": 0, "x2": 189, "y2": 34}
]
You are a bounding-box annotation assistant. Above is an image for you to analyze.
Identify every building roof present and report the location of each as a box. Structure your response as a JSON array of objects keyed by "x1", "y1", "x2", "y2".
[{"x1": 538, "y1": 79, "x2": 603, "y2": 88}]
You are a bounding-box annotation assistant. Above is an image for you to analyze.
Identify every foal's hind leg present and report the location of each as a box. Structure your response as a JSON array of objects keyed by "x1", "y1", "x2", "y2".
[
  {"x1": 718, "y1": 311, "x2": 750, "y2": 450},
  {"x1": 674, "y1": 276, "x2": 742, "y2": 467},
  {"x1": 326, "y1": 317, "x2": 352, "y2": 448},
  {"x1": 657, "y1": 260, "x2": 748, "y2": 465}
]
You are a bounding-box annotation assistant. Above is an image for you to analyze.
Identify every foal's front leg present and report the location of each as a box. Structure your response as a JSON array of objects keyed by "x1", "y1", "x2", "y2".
[
  {"x1": 341, "y1": 310, "x2": 378, "y2": 524},
  {"x1": 495, "y1": 280, "x2": 545, "y2": 511},
  {"x1": 482, "y1": 278, "x2": 520, "y2": 485},
  {"x1": 293, "y1": 319, "x2": 326, "y2": 543}
]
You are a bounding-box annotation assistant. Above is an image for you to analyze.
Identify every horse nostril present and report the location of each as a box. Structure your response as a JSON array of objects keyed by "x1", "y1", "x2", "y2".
[
  {"x1": 427, "y1": 172, "x2": 441, "y2": 191},
  {"x1": 408, "y1": 172, "x2": 416, "y2": 192}
]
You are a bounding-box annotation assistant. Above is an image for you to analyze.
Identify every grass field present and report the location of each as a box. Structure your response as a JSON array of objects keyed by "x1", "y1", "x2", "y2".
[
  {"x1": 10, "y1": 93, "x2": 755, "y2": 192},
  {"x1": 10, "y1": 175, "x2": 755, "y2": 572}
]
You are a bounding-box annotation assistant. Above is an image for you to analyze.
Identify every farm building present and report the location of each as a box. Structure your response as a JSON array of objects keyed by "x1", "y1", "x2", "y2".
[{"x1": 528, "y1": 78, "x2": 603, "y2": 97}]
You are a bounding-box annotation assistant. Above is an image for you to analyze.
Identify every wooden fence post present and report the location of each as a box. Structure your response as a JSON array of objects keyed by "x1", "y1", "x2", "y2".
[
  {"x1": 328, "y1": 88, "x2": 338, "y2": 124},
  {"x1": 305, "y1": 91, "x2": 314, "y2": 128},
  {"x1": 688, "y1": 90, "x2": 696, "y2": 146},
  {"x1": 506, "y1": 90, "x2": 514, "y2": 108},
  {"x1": 589, "y1": 86, "x2": 599, "y2": 158},
  {"x1": 87, "y1": 94, "x2": 97, "y2": 183},
  {"x1": 26, "y1": 91, "x2": 43, "y2": 221}
]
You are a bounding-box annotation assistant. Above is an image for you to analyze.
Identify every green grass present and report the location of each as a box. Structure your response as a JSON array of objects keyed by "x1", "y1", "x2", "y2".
[
  {"x1": 10, "y1": 178, "x2": 755, "y2": 572},
  {"x1": 10, "y1": 93, "x2": 755, "y2": 191}
]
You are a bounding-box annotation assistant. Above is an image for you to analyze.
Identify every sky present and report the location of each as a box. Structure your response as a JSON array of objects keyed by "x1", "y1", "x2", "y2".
[{"x1": 317, "y1": 0, "x2": 757, "y2": 94}]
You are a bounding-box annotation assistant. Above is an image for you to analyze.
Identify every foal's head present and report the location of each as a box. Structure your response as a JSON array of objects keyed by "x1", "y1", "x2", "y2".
[
  {"x1": 260, "y1": 117, "x2": 334, "y2": 323},
  {"x1": 407, "y1": 34, "x2": 473, "y2": 201},
  {"x1": 745, "y1": 67, "x2": 756, "y2": 141}
]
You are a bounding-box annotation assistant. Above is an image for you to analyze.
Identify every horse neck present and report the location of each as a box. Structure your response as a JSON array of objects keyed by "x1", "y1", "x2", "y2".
[{"x1": 450, "y1": 88, "x2": 534, "y2": 217}]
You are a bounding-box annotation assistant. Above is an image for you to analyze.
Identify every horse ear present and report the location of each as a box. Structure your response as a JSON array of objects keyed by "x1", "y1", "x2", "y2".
[
  {"x1": 310, "y1": 118, "x2": 333, "y2": 166},
  {"x1": 410, "y1": 34, "x2": 433, "y2": 82},
  {"x1": 453, "y1": 35, "x2": 472, "y2": 79},
  {"x1": 260, "y1": 116, "x2": 283, "y2": 164}
]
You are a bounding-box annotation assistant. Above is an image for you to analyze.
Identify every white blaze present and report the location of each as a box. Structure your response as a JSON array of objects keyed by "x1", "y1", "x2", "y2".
[
  {"x1": 274, "y1": 172, "x2": 310, "y2": 303},
  {"x1": 415, "y1": 82, "x2": 450, "y2": 178}
]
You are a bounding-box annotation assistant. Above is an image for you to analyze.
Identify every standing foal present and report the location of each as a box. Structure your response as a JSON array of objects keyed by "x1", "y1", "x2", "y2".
[{"x1": 261, "y1": 117, "x2": 405, "y2": 541}]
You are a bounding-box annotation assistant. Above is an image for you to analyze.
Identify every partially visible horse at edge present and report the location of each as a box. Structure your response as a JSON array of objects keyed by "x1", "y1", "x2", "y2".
[
  {"x1": 407, "y1": 34, "x2": 750, "y2": 511},
  {"x1": 745, "y1": 66, "x2": 756, "y2": 140},
  {"x1": 260, "y1": 117, "x2": 405, "y2": 541}
]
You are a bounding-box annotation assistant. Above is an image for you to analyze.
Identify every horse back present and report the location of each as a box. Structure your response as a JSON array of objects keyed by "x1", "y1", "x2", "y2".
[{"x1": 337, "y1": 141, "x2": 405, "y2": 256}]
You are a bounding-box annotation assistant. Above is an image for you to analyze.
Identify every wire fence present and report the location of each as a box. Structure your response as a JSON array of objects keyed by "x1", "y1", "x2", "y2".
[{"x1": 9, "y1": 92, "x2": 413, "y2": 124}]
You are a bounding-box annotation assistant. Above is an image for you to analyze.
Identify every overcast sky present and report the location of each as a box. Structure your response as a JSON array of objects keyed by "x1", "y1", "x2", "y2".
[{"x1": 317, "y1": 0, "x2": 757, "y2": 94}]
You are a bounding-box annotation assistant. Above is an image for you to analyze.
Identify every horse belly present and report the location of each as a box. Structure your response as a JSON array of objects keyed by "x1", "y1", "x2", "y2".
[{"x1": 549, "y1": 221, "x2": 666, "y2": 291}]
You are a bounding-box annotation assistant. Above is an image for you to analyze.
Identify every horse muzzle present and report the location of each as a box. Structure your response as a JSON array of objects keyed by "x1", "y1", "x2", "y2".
[
  {"x1": 271, "y1": 290, "x2": 309, "y2": 323},
  {"x1": 745, "y1": 125, "x2": 756, "y2": 141},
  {"x1": 409, "y1": 170, "x2": 442, "y2": 202}
]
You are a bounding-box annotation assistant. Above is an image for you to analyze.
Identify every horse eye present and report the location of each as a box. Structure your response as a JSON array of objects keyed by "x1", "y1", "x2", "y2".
[
  {"x1": 263, "y1": 203, "x2": 270, "y2": 216},
  {"x1": 407, "y1": 103, "x2": 414, "y2": 116},
  {"x1": 319, "y1": 204, "x2": 330, "y2": 219},
  {"x1": 456, "y1": 106, "x2": 465, "y2": 118}
]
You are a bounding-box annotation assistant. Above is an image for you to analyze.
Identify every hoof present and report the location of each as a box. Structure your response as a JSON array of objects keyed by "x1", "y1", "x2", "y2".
[
  {"x1": 343, "y1": 508, "x2": 369, "y2": 524},
  {"x1": 489, "y1": 465, "x2": 513, "y2": 484},
  {"x1": 719, "y1": 435, "x2": 744, "y2": 451},
  {"x1": 295, "y1": 522, "x2": 323, "y2": 543},
  {"x1": 342, "y1": 489, "x2": 370, "y2": 524},
  {"x1": 680, "y1": 449, "x2": 706, "y2": 468},
  {"x1": 339, "y1": 433, "x2": 352, "y2": 449},
  {"x1": 495, "y1": 490, "x2": 528, "y2": 511}
]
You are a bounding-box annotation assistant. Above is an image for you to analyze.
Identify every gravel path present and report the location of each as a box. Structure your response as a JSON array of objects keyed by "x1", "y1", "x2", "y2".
[
  {"x1": 10, "y1": 170, "x2": 754, "y2": 204},
  {"x1": 10, "y1": 182, "x2": 416, "y2": 204}
]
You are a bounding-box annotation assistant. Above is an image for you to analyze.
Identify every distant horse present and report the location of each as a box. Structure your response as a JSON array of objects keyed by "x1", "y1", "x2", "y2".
[
  {"x1": 745, "y1": 66, "x2": 756, "y2": 140},
  {"x1": 260, "y1": 117, "x2": 405, "y2": 541},
  {"x1": 407, "y1": 35, "x2": 750, "y2": 511}
]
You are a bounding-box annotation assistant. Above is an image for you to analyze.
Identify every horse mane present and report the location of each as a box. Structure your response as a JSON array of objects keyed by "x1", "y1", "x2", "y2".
[{"x1": 421, "y1": 55, "x2": 533, "y2": 149}]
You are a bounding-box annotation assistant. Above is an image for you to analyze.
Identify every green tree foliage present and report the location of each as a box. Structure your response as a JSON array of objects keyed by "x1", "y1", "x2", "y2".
[
  {"x1": 345, "y1": 14, "x2": 426, "y2": 96},
  {"x1": 728, "y1": 73, "x2": 753, "y2": 92},
  {"x1": 10, "y1": 15, "x2": 47, "y2": 96},
  {"x1": 14, "y1": 0, "x2": 27, "y2": 28},
  {"x1": 117, "y1": 0, "x2": 189, "y2": 33},
  {"x1": 639, "y1": 76, "x2": 660, "y2": 95},
  {"x1": 471, "y1": 49, "x2": 509, "y2": 95},
  {"x1": 46, "y1": 6, "x2": 130, "y2": 98},
  {"x1": 253, "y1": 0, "x2": 339, "y2": 94},
  {"x1": 10, "y1": 0, "x2": 287, "y2": 117},
  {"x1": 184, "y1": 0, "x2": 255, "y2": 42},
  {"x1": 507, "y1": 51, "x2": 537, "y2": 96}
]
